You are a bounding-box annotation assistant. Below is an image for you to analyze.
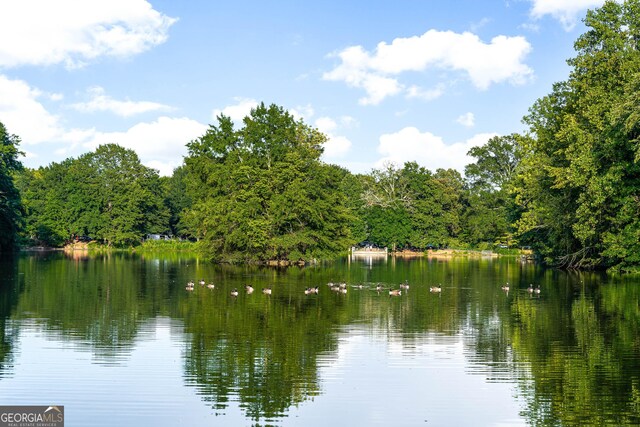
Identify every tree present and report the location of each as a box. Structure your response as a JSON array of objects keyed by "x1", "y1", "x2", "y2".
[
  {"x1": 0, "y1": 122, "x2": 23, "y2": 251},
  {"x1": 183, "y1": 103, "x2": 355, "y2": 262},
  {"x1": 516, "y1": 0, "x2": 640, "y2": 270},
  {"x1": 17, "y1": 144, "x2": 168, "y2": 247},
  {"x1": 463, "y1": 134, "x2": 524, "y2": 247}
]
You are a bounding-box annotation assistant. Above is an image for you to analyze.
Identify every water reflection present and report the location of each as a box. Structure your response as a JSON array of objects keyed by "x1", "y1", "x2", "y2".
[{"x1": 0, "y1": 253, "x2": 638, "y2": 425}]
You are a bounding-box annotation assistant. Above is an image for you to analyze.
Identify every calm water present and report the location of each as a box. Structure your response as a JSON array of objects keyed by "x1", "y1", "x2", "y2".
[{"x1": 0, "y1": 252, "x2": 639, "y2": 426}]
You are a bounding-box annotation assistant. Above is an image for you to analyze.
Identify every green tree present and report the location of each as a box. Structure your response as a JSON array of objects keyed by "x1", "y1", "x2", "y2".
[
  {"x1": 183, "y1": 103, "x2": 355, "y2": 262},
  {"x1": 463, "y1": 134, "x2": 524, "y2": 247},
  {"x1": 17, "y1": 144, "x2": 168, "y2": 247},
  {"x1": 0, "y1": 122, "x2": 23, "y2": 251},
  {"x1": 516, "y1": 0, "x2": 640, "y2": 270}
]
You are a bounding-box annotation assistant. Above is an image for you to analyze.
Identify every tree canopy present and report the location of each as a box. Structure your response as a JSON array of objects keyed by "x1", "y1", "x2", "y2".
[{"x1": 0, "y1": 122, "x2": 23, "y2": 251}]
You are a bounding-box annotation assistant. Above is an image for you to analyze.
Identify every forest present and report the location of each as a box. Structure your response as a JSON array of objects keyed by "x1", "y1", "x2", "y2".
[{"x1": 1, "y1": 1, "x2": 639, "y2": 271}]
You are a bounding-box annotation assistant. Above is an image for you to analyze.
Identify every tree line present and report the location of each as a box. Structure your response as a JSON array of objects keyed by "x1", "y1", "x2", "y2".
[{"x1": 0, "y1": 0, "x2": 638, "y2": 270}]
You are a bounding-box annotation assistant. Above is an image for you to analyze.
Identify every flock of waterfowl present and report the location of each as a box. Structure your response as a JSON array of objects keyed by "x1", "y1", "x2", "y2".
[
  {"x1": 184, "y1": 279, "x2": 448, "y2": 296},
  {"x1": 501, "y1": 282, "x2": 541, "y2": 295},
  {"x1": 186, "y1": 278, "x2": 542, "y2": 298}
]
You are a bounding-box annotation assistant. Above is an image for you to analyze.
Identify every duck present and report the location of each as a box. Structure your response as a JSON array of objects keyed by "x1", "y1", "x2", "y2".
[
  {"x1": 430, "y1": 285, "x2": 442, "y2": 293},
  {"x1": 389, "y1": 289, "x2": 402, "y2": 296},
  {"x1": 262, "y1": 287, "x2": 272, "y2": 295},
  {"x1": 230, "y1": 288, "x2": 239, "y2": 297},
  {"x1": 207, "y1": 283, "x2": 215, "y2": 289},
  {"x1": 245, "y1": 284, "x2": 254, "y2": 294}
]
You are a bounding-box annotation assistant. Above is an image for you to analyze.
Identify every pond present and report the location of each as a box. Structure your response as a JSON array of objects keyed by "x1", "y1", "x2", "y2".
[{"x1": 0, "y1": 252, "x2": 638, "y2": 426}]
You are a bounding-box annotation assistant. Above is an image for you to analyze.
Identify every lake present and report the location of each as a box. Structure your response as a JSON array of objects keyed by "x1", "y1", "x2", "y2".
[{"x1": 0, "y1": 251, "x2": 639, "y2": 426}]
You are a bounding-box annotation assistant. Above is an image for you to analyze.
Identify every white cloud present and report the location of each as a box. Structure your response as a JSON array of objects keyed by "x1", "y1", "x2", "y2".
[
  {"x1": 81, "y1": 116, "x2": 207, "y2": 176},
  {"x1": 406, "y1": 84, "x2": 445, "y2": 101},
  {"x1": 0, "y1": 74, "x2": 204, "y2": 175},
  {"x1": 315, "y1": 117, "x2": 338, "y2": 133},
  {"x1": 324, "y1": 29, "x2": 532, "y2": 104},
  {"x1": 212, "y1": 98, "x2": 259, "y2": 122},
  {"x1": 289, "y1": 104, "x2": 315, "y2": 121},
  {"x1": 0, "y1": 74, "x2": 64, "y2": 144},
  {"x1": 529, "y1": 0, "x2": 605, "y2": 30},
  {"x1": 71, "y1": 86, "x2": 172, "y2": 117},
  {"x1": 456, "y1": 112, "x2": 475, "y2": 127},
  {"x1": 376, "y1": 127, "x2": 497, "y2": 173},
  {"x1": 314, "y1": 116, "x2": 352, "y2": 159},
  {"x1": 0, "y1": 0, "x2": 176, "y2": 68}
]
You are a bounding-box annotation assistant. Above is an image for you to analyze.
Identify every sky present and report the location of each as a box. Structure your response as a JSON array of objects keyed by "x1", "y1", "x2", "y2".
[{"x1": 0, "y1": 0, "x2": 608, "y2": 176}]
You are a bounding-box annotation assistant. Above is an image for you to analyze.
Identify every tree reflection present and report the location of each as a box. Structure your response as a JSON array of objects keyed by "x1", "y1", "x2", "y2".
[{"x1": 2, "y1": 253, "x2": 640, "y2": 425}]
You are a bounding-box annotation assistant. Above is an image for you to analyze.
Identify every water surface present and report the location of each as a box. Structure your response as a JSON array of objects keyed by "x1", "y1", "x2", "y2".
[{"x1": 0, "y1": 252, "x2": 638, "y2": 426}]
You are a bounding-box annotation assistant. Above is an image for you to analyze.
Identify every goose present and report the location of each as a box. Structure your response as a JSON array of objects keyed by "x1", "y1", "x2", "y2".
[
  {"x1": 375, "y1": 284, "x2": 384, "y2": 292},
  {"x1": 262, "y1": 287, "x2": 272, "y2": 295},
  {"x1": 245, "y1": 284, "x2": 254, "y2": 294},
  {"x1": 429, "y1": 285, "x2": 442, "y2": 293},
  {"x1": 187, "y1": 281, "x2": 195, "y2": 288},
  {"x1": 339, "y1": 287, "x2": 347, "y2": 294},
  {"x1": 230, "y1": 289, "x2": 239, "y2": 297},
  {"x1": 527, "y1": 285, "x2": 534, "y2": 293},
  {"x1": 534, "y1": 286, "x2": 541, "y2": 294},
  {"x1": 389, "y1": 289, "x2": 402, "y2": 296},
  {"x1": 305, "y1": 287, "x2": 313, "y2": 295},
  {"x1": 207, "y1": 283, "x2": 215, "y2": 289},
  {"x1": 198, "y1": 279, "x2": 206, "y2": 286},
  {"x1": 185, "y1": 286, "x2": 194, "y2": 291},
  {"x1": 501, "y1": 283, "x2": 510, "y2": 291},
  {"x1": 400, "y1": 281, "x2": 410, "y2": 290},
  {"x1": 310, "y1": 286, "x2": 319, "y2": 294}
]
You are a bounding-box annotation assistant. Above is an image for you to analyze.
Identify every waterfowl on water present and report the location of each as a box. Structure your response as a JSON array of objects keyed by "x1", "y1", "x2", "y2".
[
  {"x1": 430, "y1": 285, "x2": 442, "y2": 293},
  {"x1": 198, "y1": 279, "x2": 206, "y2": 286},
  {"x1": 185, "y1": 285, "x2": 194, "y2": 291},
  {"x1": 245, "y1": 284, "x2": 254, "y2": 294},
  {"x1": 501, "y1": 283, "x2": 510, "y2": 291},
  {"x1": 262, "y1": 287, "x2": 272, "y2": 295},
  {"x1": 389, "y1": 289, "x2": 402, "y2": 296},
  {"x1": 230, "y1": 289, "x2": 239, "y2": 297},
  {"x1": 187, "y1": 281, "x2": 195, "y2": 288},
  {"x1": 339, "y1": 287, "x2": 347, "y2": 294},
  {"x1": 400, "y1": 281, "x2": 410, "y2": 290},
  {"x1": 207, "y1": 283, "x2": 215, "y2": 289},
  {"x1": 534, "y1": 286, "x2": 541, "y2": 294},
  {"x1": 527, "y1": 285, "x2": 534, "y2": 293},
  {"x1": 376, "y1": 284, "x2": 384, "y2": 292}
]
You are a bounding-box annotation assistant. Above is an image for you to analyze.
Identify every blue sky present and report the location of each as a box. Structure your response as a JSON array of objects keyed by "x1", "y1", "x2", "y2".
[{"x1": 0, "y1": 0, "x2": 606, "y2": 176}]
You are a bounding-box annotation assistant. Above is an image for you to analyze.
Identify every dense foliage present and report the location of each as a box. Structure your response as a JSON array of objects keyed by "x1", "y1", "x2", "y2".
[
  {"x1": 515, "y1": 0, "x2": 640, "y2": 271},
  {"x1": 0, "y1": 123, "x2": 23, "y2": 252},
  {"x1": 182, "y1": 103, "x2": 355, "y2": 262},
  {"x1": 16, "y1": 144, "x2": 168, "y2": 247}
]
